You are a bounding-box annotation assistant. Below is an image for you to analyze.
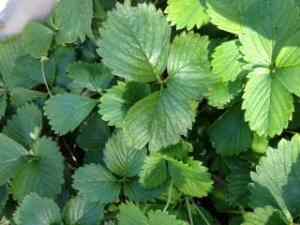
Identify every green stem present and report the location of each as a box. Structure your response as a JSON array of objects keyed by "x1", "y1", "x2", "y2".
[
  {"x1": 192, "y1": 200, "x2": 211, "y2": 225},
  {"x1": 163, "y1": 180, "x2": 173, "y2": 212},
  {"x1": 40, "y1": 57, "x2": 52, "y2": 96},
  {"x1": 185, "y1": 198, "x2": 194, "y2": 225}
]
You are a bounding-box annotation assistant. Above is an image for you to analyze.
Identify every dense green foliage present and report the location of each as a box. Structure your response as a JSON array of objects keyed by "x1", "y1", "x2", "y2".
[{"x1": 1, "y1": 0, "x2": 300, "y2": 224}]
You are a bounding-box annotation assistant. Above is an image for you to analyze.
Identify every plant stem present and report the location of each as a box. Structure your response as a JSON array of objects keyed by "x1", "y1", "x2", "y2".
[
  {"x1": 185, "y1": 198, "x2": 194, "y2": 225},
  {"x1": 192, "y1": 200, "x2": 211, "y2": 225},
  {"x1": 40, "y1": 57, "x2": 52, "y2": 96},
  {"x1": 163, "y1": 180, "x2": 174, "y2": 212}
]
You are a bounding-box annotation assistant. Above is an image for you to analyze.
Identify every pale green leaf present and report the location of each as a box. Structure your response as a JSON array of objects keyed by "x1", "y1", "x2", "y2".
[
  {"x1": 44, "y1": 94, "x2": 97, "y2": 135},
  {"x1": 242, "y1": 207, "x2": 288, "y2": 225},
  {"x1": 14, "y1": 193, "x2": 62, "y2": 225},
  {"x1": 12, "y1": 137, "x2": 64, "y2": 201},
  {"x1": 250, "y1": 135, "x2": 300, "y2": 221},
  {"x1": 165, "y1": 0, "x2": 209, "y2": 30},
  {"x1": 99, "y1": 82, "x2": 150, "y2": 128},
  {"x1": 242, "y1": 69, "x2": 294, "y2": 137},
  {"x1": 73, "y1": 164, "x2": 121, "y2": 203},
  {"x1": 118, "y1": 203, "x2": 148, "y2": 225},
  {"x1": 98, "y1": 3, "x2": 171, "y2": 83}
]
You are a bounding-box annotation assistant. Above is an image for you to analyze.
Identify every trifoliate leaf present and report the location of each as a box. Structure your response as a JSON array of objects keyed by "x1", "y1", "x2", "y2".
[
  {"x1": 44, "y1": 94, "x2": 97, "y2": 135},
  {"x1": 242, "y1": 206, "x2": 288, "y2": 225},
  {"x1": 54, "y1": 0, "x2": 94, "y2": 44},
  {"x1": 0, "y1": 134, "x2": 27, "y2": 186},
  {"x1": 250, "y1": 135, "x2": 300, "y2": 221},
  {"x1": 242, "y1": 69, "x2": 294, "y2": 137},
  {"x1": 168, "y1": 159, "x2": 213, "y2": 198},
  {"x1": 165, "y1": 0, "x2": 209, "y2": 30},
  {"x1": 3, "y1": 104, "x2": 42, "y2": 146},
  {"x1": 139, "y1": 153, "x2": 168, "y2": 189},
  {"x1": 124, "y1": 180, "x2": 163, "y2": 203},
  {"x1": 14, "y1": 193, "x2": 62, "y2": 225},
  {"x1": 167, "y1": 32, "x2": 213, "y2": 100},
  {"x1": 12, "y1": 137, "x2": 64, "y2": 201},
  {"x1": 21, "y1": 22, "x2": 54, "y2": 58},
  {"x1": 104, "y1": 131, "x2": 146, "y2": 177},
  {"x1": 118, "y1": 203, "x2": 186, "y2": 225},
  {"x1": 212, "y1": 40, "x2": 243, "y2": 82},
  {"x1": 124, "y1": 91, "x2": 194, "y2": 151},
  {"x1": 76, "y1": 114, "x2": 110, "y2": 152},
  {"x1": 8, "y1": 56, "x2": 56, "y2": 89},
  {"x1": 73, "y1": 164, "x2": 121, "y2": 203},
  {"x1": 63, "y1": 197, "x2": 104, "y2": 225},
  {"x1": 99, "y1": 82, "x2": 150, "y2": 128},
  {"x1": 98, "y1": 3, "x2": 171, "y2": 83},
  {"x1": 209, "y1": 105, "x2": 252, "y2": 156},
  {"x1": 207, "y1": 0, "x2": 254, "y2": 34},
  {"x1": 68, "y1": 62, "x2": 113, "y2": 92}
]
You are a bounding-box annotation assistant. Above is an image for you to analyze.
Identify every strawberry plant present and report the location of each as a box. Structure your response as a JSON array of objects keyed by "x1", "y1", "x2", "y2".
[{"x1": 1, "y1": 0, "x2": 300, "y2": 224}]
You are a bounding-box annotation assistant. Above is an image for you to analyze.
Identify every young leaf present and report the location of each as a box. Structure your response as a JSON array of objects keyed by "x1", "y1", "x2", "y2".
[
  {"x1": 209, "y1": 105, "x2": 252, "y2": 156},
  {"x1": 12, "y1": 137, "x2": 64, "y2": 201},
  {"x1": 14, "y1": 193, "x2": 62, "y2": 225},
  {"x1": 165, "y1": 0, "x2": 209, "y2": 30},
  {"x1": 0, "y1": 134, "x2": 27, "y2": 186},
  {"x1": 242, "y1": 69, "x2": 294, "y2": 137},
  {"x1": 104, "y1": 131, "x2": 146, "y2": 177},
  {"x1": 250, "y1": 135, "x2": 300, "y2": 221},
  {"x1": 97, "y1": 3, "x2": 171, "y2": 83},
  {"x1": 72, "y1": 164, "x2": 121, "y2": 203},
  {"x1": 63, "y1": 197, "x2": 104, "y2": 225},
  {"x1": 242, "y1": 206, "x2": 288, "y2": 225},
  {"x1": 44, "y1": 94, "x2": 97, "y2": 135},
  {"x1": 168, "y1": 159, "x2": 213, "y2": 198},
  {"x1": 3, "y1": 104, "x2": 43, "y2": 146},
  {"x1": 99, "y1": 82, "x2": 150, "y2": 128},
  {"x1": 54, "y1": 0, "x2": 94, "y2": 44}
]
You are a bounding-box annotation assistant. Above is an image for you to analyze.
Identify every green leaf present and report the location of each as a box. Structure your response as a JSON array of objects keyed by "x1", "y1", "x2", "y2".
[
  {"x1": 0, "y1": 95, "x2": 7, "y2": 120},
  {"x1": 9, "y1": 88, "x2": 46, "y2": 107},
  {"x1": 242, "y1": 69, "x2": 294, "y2": 137},
  {"x1": 68, "y1": 62, "x2": 113, "y2": 92},
  {"x1": 139, "y1": 153, "x2": 168, "y2": 189},
  {"x1": 0, "y1": 185, "x2": 8, "y2": 215},
  {"x1": 0, "y1": 134, "x2": 27, "y2": 186},
  {"x1": 104, "y1": 131, "x2": 146, "y2": 177},
  {"x1": 76, "y1": 114, "x2": 110, "y2": 152},
  {"x1": 242, "y1": 206, "x2": 288, "y2": 225},
  {"x1": 207, "y1": 0, "x2": 254, "y2": 34},
  {"x1": 250, "y1": 135, "x2": 300, "y2": 221},
  {"x1": 212, "y1": 40, "x2": 243, "y2": 82},
  {"x1": 209, "y1": 105, "x2": 252, "y2": 156},
  {"x1": 118, "y1": 203, "x2": 186, "y2": 225},
  {"x1": 165, "y1": 0, "x2": 209, "y2": 30},
  {"x1": 14, "y1": 193, "x2": 62, "y2": 225},
  {"x1": 63, "y1": 197, "x2": 104, "y2": 225},
  {"x1": 54, "y1": 0, "x2": 94, "y2": 44},
  {"x1": 12, "y1": 137, "x2": 64, "y2": 201},
  {"x1": 44, "y1": 94, "x2": 97, "y2": 135},
  {"x1": 124, "y1": 91, "x2": 194, "y2": 151},
  {"x1": 3, "y1": 104, "x2": 43, "y2": 146},
  {"x1": 124, "y1": 180, "x2": 163, "y2": 203},
  {"x1": 97, "y1": 3, "x2": 171, "y2": 83},
  {"x1": 73, "y1": 164, "x2": 121, "y2": 203},
  {"x1": 168, "y1": 159, "x2": 213, "y2": 198},
  {"x1": 167, "y1": 32, "x2": 213, "y2": 100},
  {"x1": 99, "y1": 82, "x2": 150, "y2": 128},
  {"x1": 21, "y1": 22, "x2": 54, "y2": 58}
]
